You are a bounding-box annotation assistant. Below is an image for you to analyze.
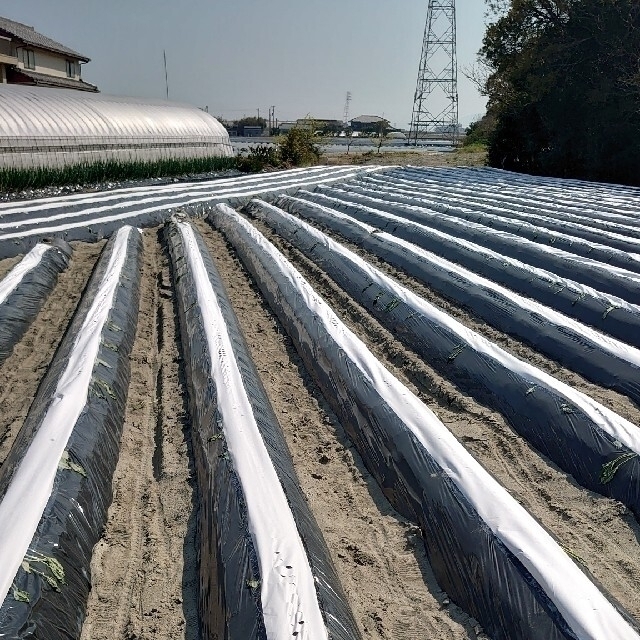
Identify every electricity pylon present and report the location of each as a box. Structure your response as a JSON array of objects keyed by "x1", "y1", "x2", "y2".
[
  {"x1": 343, "y1": 91, "x2": 352, "y2": 126},
  {"x1": 409, "y1": 0, "x2": 458, "y2": 145}
]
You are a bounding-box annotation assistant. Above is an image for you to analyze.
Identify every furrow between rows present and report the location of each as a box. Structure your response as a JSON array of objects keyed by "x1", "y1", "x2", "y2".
[
  {"x1": 242, "y1": 211, "x2": 640, "y2": 622},
  {"x1": 193, "y1": 217, "x2": 482, "y2": 640}
]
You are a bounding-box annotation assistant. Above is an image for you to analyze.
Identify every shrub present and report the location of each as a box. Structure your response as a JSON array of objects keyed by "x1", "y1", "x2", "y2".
[
  {"x1": 278, "y1": 127, "x2": 322, "y2": 167},
  {"x1": 236, "y1": 145, "x2": 281, "y2": 173}
]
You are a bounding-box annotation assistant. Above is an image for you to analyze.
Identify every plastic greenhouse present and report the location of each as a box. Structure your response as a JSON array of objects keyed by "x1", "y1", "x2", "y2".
[{"x1": 0, "y1": 84, "x2": 233, "y2": 169}]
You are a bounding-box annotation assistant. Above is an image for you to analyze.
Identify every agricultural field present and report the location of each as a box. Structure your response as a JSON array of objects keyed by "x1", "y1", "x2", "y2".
[{"x1": 0, "y1": 165, "x2": 639, "y2": 640}]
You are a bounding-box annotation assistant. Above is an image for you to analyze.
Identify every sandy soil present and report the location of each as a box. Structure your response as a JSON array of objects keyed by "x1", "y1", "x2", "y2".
[
  {"x1": 0, "y1": 240, "x2": 104, "y2": 466},
  {"x1": 81, "y1": 230, "x2": 199, "y2": 640},
  {"x1": 3, "y1": 205, "x2": 639, "y2": 639},
  {"x1": 194, "y1": 218, "x2": 482, "y2": 639},
  {"x1": 0, "y1": 254, "x2": 21, "y2": 281},
  {"x1": 248, "y1": 214, "x2": 640, "y2": 621}
]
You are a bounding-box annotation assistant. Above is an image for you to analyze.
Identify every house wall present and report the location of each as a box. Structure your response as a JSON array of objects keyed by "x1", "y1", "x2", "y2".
[
  {"x1": 14, "y1": 45, "x2": 81, "y2": 79},
  {"x1": 0, "y1": 36, "x2": 11, "y2": 57}
]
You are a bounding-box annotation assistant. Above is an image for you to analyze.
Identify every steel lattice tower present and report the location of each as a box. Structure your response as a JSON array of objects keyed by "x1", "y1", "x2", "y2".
[{"x1": 409, "y1": 0, "x2": 458, "y2": 145}]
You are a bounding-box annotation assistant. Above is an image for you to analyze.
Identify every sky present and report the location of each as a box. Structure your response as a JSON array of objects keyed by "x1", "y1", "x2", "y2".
[{"x1": 0, "y1": 0, "x2": 489, "y2": 128}]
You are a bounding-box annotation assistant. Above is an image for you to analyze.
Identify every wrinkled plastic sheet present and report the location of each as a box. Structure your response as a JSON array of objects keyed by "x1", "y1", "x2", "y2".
[
  {"x1": 395, "y1": 166, "x2": 640, "y2": 217},
  {"x1": 165, "y1": 218, "x2": 360, "y2": 640},
  {"x1": 210, "y1": 203, "x2": 640, "y2": 640},
  {"x1": 270, "y1": 195, "x2": 640, "y2": 405},
  {"x1": 305, "y1": 187, "x2": 640, "y2": 304},
  {"x1": 0, "y1": 226, "x2": 142, "y2": 639},
  {"x1": 358, "y1": 172, "x2": 640, "y2": 261},
  {"x1": 336, "y1": 181, "x2": 640, "y2": 274},
  {"x1": 0, "y1": 166, "x2": 385, "y2": 260},
  {"x1": 290, "y1": 189, "x2": 640, "y2": 348},
  {"x1": 0, "y1": 240, "x2": 71, "y2": 364},
  {"x1": 358, "y1": 172, "x2": 640, "y2": 253},
  {"x1": 389, "y1": 166, "x2": 640, "y2": 235},
  {"x1": 253, "y1": 197, "x2": 640, "y2": 515}
]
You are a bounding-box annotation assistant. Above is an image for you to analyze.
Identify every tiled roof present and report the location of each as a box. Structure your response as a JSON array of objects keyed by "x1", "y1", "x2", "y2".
[
  {"x1": 0, "y1": 16, "x2": 89, "y2": 61},
  {"x1": 11, "y1": 68, "x2": 98, "y2": 92}
]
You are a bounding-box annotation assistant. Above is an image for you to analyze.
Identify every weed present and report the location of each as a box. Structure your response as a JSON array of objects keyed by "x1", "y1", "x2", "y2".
[
  {"x1": 12, "y1": 584, "x2": 30, "y2": 603},
  {"x1": 58, "y1": 451, "x2": 87, "y2": 477},
  {"x1": 601, "y1": 453, "x2": 638, "y2": 484},
  {"x1": 22, "y1": 552, "x2": 66, "y2": 592}
]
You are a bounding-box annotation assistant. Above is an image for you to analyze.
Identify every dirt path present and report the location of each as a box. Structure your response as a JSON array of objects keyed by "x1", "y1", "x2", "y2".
[
  {"x1": 243, "y1": 215, "x2": 640, "y2": 622},
  {"x1": 0, "y1": 254, "x2": 21, "y2": 281},
  {"x1": 81, "y1": 229, "x2": 199, "y2": 640},
  {"x1": 0, "y1": 240, "x2": 103, "y2": 466},
  {"x1": 195, "y1": 218, "x2": 482, "y2": 640}
]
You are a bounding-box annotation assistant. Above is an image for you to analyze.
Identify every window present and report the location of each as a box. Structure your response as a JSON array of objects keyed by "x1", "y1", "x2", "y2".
[
  {"x1": 21, "y1": 49, "x2": 35, "y2": 70},
  {"x1": 66, "y1": 60, "x2": 75, "y2": 78}
]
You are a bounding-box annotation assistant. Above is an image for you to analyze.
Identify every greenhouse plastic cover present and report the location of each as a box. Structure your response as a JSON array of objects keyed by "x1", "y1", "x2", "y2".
[
  {"x1": 166, "y1": 219, "x2": 360, "y2": 639},
  {"x1": 0, "y1": 240, "x2": 71, "y2": 363},
  {"x1": 0, "y1": 227, "x2": 142, "y2": 638},
  {"x1": 0, "y1": 84, "x2": 233, "y2": 167},
  {"x1": 211, "y1": 203, "x2": 640, "y2": 640}
]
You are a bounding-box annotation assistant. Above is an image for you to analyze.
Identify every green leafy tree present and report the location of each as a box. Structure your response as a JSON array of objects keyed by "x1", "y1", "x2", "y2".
[{"x1": 480, "y1": 0, "x2": 640, "y2": 185}]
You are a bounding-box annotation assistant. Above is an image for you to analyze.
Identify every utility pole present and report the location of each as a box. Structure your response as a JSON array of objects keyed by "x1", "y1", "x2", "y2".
[
  {"x1": 409, "y1": 1, "x2": 458, "y2": 146},
  {"x1": 163, "y1": 49, "x2": 169, "y2": 100},
  {"x1": 267, "y1": 105, "x2": 276, "y2": 133}
]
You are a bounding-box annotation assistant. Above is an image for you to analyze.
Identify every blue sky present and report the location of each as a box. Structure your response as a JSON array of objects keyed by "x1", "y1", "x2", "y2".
[{"x1": 1, "y1": 0, "x2": 488, "y2": 127}]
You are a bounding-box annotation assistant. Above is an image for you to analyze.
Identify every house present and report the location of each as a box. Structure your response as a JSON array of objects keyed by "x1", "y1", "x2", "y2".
[
  {"x1": 0, "y1": 16, "x2": 98, "y2": 92},
  {"x1": 350, "y1": 115, "x2": 390, "y2": 134}
]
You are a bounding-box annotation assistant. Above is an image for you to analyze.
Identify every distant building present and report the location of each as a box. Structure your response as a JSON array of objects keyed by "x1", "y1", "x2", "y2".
[
  {"x1": 0, "y1": 16, "x2": 98, "y2": 92},
  {"x1": 350, "y1": 115, "x2": 390, "y2": 134},
  {"x1": 242, "y1": 125, "x2": 263, "y2": 137},
  {"x1": 278, "y1": 121, "x2": 297, "y2": 134},
  {"x1": 296, "y1": 118, "x2": 342, "y2": 133}
]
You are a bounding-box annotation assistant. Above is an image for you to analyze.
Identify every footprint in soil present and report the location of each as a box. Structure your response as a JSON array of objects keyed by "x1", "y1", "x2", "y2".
[{"x1": 344, "y1": 542, "x2": 376, "y2": 567}]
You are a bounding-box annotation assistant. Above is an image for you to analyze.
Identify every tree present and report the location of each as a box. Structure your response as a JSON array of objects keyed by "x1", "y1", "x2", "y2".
[
  {"x1": 278, "y1": 127, "x2": 321, "y2": 167},
  {"x1": 480, "y1": 0, "x2": 640, "y2": 185},
  {"x1": 375, "y1": 120, "x2": 389, "y2": 154},
  {"x1": 463, "y1": 114, "x2": 495, "y2": 147},
  {"x1": 344, "y1": 127, "x2": 355, "y2": 155}
]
